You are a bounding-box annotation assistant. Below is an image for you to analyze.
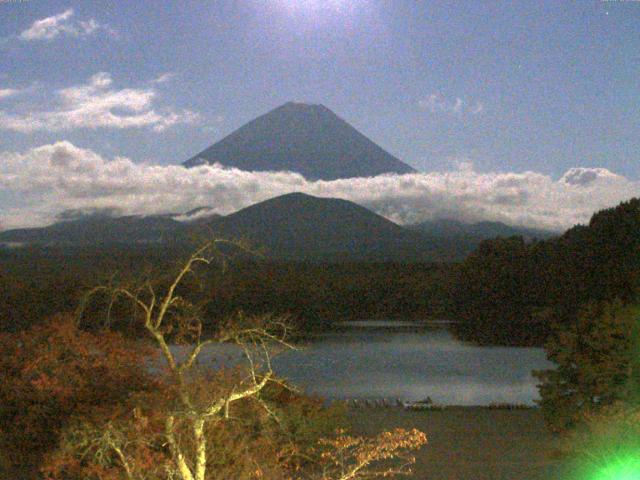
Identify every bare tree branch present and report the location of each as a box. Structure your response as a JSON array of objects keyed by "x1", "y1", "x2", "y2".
[{"x1": 64, "y1": 240, "x2": 426, "y2": 480}]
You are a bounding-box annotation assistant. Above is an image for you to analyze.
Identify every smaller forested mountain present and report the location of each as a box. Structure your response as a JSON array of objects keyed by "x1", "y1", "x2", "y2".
[
  {"x1": 205, "y1": 192, "x2": 450, "y2": 262},
  {"x1": 184, "y1": 102, "x2": 416, "y2": 180}
]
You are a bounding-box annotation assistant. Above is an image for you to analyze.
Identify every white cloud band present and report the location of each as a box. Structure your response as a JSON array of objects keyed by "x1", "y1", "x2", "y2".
[{"x1": 0, "y1": 141, "x2": 637, "y2": 232}]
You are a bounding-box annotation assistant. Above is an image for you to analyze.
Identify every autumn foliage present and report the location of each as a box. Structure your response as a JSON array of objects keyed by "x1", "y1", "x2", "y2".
[
  {"x1": 534, "y1": 300, "x2": 640, "y2": 432},
  {"x1": 317, "y1": 428, "x2": 427, "y2": 480},
  {"x1": 0, "y1": 315, "x2": 154, "y2": 476},
  {"x1": 0, "y1": 242, "x2": 427, "y2": 480}
]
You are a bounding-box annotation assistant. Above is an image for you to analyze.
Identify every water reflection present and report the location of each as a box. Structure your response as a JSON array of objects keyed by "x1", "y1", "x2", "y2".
[
  {"x1": 174, "y1": 321, "x2": 554, "y2": 406},
  {"x1": 276, "y1": 322, "x2": 553, "y2": 406}
]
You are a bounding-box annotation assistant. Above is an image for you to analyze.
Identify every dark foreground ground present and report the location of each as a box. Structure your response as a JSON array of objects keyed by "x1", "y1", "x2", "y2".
[
  {"x1": 3, "y1": 407, "x2": 571, "y2": 480},
  {"x1": 348, "y1": 407, "x2": 570, "y2": 480}
]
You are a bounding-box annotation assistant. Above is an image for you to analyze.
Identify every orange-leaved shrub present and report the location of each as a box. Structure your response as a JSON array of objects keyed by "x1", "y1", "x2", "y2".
[
  {"x1": 0, "y1": 314, "x2": 155, "y2": 477},
  {"x1": 42, "y1": 376, "x2": 348, "y2": 480}
]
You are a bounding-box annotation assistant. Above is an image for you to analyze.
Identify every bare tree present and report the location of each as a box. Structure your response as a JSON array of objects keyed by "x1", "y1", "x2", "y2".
[
  {"x1": 59, "y1": 240, "x2": 426, "y2": 480},
  {"x1": 75, "y1": 240, "x2": 295, "y2": 480}
]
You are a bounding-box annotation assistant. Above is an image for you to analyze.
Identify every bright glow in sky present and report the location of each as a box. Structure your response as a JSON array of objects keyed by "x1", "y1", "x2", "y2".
[{"x1": 274, "y1": 0, "x2": 365, "y2": 15}]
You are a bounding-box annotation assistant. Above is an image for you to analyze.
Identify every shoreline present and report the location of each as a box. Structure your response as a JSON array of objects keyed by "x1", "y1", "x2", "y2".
[
  {"x1": 347, "y1": 407, "x2": 568, "y2": 480},
  {"x1": 333, "y1": 400, "x2": 537, "y2": 410}
]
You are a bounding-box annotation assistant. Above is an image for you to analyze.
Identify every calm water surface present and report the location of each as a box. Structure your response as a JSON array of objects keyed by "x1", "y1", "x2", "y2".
[{"x1": 182, "y1": 321, "x2": 554, "y2": 406}]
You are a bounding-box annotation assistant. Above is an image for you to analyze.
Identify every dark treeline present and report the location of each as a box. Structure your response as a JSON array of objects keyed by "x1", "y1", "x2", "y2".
[
  {"x1": 0, "y1": 244, "x2": 184, "y2": 333},
  {"x1": 1, "y1": 198, "x2": 638, "y2": 347},
  {"x1": 449, "y1": 198, "x2": 640, "y2": 345},
  {"x1": 0, "y1": 244, "x2": 453, "y2": 335},
  {"x1": 204, "y1": 261, "x2": 452, "y2": 330}
]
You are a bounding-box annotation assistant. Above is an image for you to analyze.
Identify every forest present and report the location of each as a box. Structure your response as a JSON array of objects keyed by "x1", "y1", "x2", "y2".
[
  {"x1": 0, "y1": 247, "x2": 452, "y2": 335},
  {"x1": 2, "y1": 199, "x2": 638, "y2": 348},
  {"x1": 450, "y1": 197, "x2": 640, "y2": 346}
]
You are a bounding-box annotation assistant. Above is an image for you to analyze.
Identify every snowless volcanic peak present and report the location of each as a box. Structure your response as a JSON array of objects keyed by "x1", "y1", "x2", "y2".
[{"x1": 184, "y1": 102, "x2": 416, "y2": 180}]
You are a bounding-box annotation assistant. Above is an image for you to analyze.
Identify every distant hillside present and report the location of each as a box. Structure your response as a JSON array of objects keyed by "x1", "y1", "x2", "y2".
[
  {"x1": 1, "y1": 194, "x2": 475, "y2": 262},
  {"x1": 184, "y1": 102, "x2": 416, "y2": 180},
  {"x1": 409, "y1": 218, "x2": 557, "y2": 241},
  {"x1": 204, "y1": 193, "x2": 451, "y2": 262},
  {"x1": 0, "y1": 214, "x2": 187, "y2": 246},
  {"x1": 3, "y1": 195, "x2": 545, "y2": 262}
]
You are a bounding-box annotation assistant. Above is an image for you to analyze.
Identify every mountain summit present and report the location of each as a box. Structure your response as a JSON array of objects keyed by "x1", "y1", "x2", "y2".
[
  {"x1": 184, "y1": 102, "x2": 416, "y2": 180},
  {"x1": 206, "y1": 192, "x2": 436, "y2": 261}
]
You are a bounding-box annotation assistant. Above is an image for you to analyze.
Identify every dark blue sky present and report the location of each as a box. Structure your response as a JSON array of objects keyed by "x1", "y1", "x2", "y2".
[{"x1": 1, "y1": 0, "x2": 639, "y2": 178}]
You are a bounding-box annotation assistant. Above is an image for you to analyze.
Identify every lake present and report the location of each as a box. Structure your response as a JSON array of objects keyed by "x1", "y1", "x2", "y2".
[{"x1": 179, "y1": 320, "x2": 554, "y2": 406}]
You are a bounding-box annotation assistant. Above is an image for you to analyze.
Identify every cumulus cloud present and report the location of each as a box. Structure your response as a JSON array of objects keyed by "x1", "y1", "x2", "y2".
[
  {"x1": 560, "y1": 167, "x2": 625, "y2": 187},
  {"x1": 19, "y1": 9, "x2": 112, "y2": 41},
  {"x1": 0, "y1": 88, "x2": 21, "y2": 99},
  {"x1": 0, "y1": 72, "x2": 201, "y2": 133},
  {"x1": 419, "y1": 93, "x2": 484, "y2": 116},
  {"x1": 1, "y1": 141, "x2": 638, "y2": 232}
]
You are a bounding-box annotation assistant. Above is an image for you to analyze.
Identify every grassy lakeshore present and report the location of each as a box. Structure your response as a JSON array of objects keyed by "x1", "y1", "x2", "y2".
[{"x1": 347, "y1": 406, "x2": 570, "y2": 480}]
